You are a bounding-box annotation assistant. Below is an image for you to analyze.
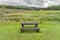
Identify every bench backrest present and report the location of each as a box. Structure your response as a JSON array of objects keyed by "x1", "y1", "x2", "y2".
[
  {"x1": 21, "y1": 22, "x2": 38, "y2": 27},
  {"x1": 21, "y1": 22, "x2": 38, "y2": 25}
]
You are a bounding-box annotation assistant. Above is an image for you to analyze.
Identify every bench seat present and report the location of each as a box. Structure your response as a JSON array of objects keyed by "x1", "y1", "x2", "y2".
[{"x1": 21, "y1": 28, "x2": 39, "y2": 32}]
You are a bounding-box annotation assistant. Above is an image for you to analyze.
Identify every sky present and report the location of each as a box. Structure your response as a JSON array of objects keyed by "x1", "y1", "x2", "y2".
[{"x1": 0, "y1": 0, "x2": 60, "y2": 7}]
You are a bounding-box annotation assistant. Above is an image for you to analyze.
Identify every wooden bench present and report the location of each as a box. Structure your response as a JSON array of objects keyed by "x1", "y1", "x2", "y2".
[{"x1": 20, "y1": 22, "x2": 39, "y2": 32}]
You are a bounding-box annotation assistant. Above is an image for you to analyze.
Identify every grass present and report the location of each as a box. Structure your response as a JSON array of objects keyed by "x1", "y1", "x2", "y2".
[
  {"x1": 0, "y1": 9, "x2": 60, "y2": 22},
  {"x1": 0, "y1": 21, "x2": 60, "y2": 40},
  {"x1": 0, "y1": 9, "x2": 60, "y2": 40}
]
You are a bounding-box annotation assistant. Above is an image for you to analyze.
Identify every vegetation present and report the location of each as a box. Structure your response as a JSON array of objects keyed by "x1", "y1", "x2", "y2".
[
  {"x1": 0, "y1": 21, "x2": 60, "y2": 40},
  {"x1": 0, "y1": 7, "x2": 60, "y2": 40},
  {"x1": 0, "y1": 5, "x2": 60, "y2": 10},
  {"x1": 43, "y1": 5, "x2": 60, "y2": 10},
  {"x1": 0, "y1": 9, "x2": 60, "y2": 22},
  {"x1": 0, "y1": 5, "x2": 40, "y2": 10}
]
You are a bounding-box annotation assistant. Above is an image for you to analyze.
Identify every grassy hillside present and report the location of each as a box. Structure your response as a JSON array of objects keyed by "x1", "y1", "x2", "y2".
[
  {"x1": 0, "y1": 9, "x2": 60, "y2": 40},
  {"x1": 0, "y1": 9, "x2": 60, "y2": 23}
]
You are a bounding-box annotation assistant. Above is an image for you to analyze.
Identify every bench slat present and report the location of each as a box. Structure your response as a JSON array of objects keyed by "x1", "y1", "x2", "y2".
[
  {"x1": 21, "y1": 22, "x2": 38, "y2": 25},
  {"x1": 21, "y1": 28, "x2": 39, "y2": 30}
]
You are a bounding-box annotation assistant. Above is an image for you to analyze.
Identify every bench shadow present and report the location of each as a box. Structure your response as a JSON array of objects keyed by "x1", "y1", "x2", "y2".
[{"x1": 20, "y1": 30, "x2": 42, "y2": 33}]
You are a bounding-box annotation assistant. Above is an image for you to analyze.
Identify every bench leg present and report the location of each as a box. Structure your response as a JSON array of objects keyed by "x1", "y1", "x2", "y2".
[
  {"x1": 35, "y1": 29, "x2": 39, "y2": 32},
  {"x1": 21, "y1": 29, "x2": 24, "y2": 32}
]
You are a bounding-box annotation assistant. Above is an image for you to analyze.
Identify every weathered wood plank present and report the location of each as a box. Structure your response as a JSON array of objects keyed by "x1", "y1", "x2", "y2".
[{"x1": 20, "y1": 22, "x2": 39, "y2": 32}]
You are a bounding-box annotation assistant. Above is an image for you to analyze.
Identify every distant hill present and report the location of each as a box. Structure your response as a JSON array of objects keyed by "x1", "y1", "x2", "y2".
[{"x1": 0, "y1": 5, "x2": 41, "y2": 10}]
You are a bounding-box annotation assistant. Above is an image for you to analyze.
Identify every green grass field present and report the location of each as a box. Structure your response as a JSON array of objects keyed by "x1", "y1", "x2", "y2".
[
  {"x1": 0, "y1": 9, "x2": 60, "y2": 40},
  {"x1": 0, "y1": 22, "x2": 60, "y2": 40}
]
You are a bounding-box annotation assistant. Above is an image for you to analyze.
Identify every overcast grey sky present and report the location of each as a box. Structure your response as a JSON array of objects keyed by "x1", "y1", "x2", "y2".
[{"x1": 0, "y1": 0, "x2": 60, "y2": 7}]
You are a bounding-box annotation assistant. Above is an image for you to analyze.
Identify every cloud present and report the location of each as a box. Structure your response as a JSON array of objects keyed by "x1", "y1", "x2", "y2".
[{"x1": 0, "y1": 0, "x2": 60, "y2": 7}]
